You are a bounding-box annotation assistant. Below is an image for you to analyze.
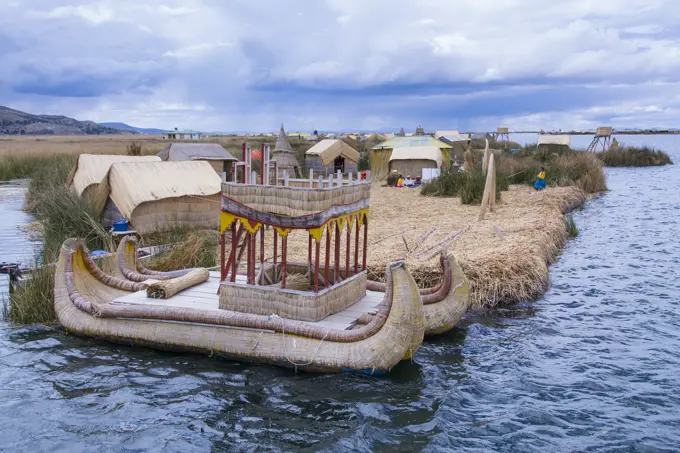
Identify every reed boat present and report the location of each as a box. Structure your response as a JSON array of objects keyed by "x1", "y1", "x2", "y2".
[
  {"x1": 367, "y1": 253, "x2": 470, "y2": 336},
  {"x1": 54, "y1": 156, "x2": 426, "y2": 374}
]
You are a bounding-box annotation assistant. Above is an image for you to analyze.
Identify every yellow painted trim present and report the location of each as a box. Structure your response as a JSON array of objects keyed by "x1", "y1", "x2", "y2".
[
  {"x1": 220, "y1": 212, "x2": 238, "y2": 234},
  {"x1": 274, "y1": 226, "x2": 291, "y2": 237},
  {"x1": 308, "y1": 225, "x2": 325, "y2": 243}
]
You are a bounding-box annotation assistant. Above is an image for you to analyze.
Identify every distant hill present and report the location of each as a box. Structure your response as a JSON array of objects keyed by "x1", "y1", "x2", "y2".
[
  {"x1": 0, "y1": 105, "x2": 132, "y2": 135},
  {"x1": 99, "y1": 122, "x2": 166, "y2": 135}
]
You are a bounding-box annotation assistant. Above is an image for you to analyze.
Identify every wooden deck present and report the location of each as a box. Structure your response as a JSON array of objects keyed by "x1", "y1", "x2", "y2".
[{"x1": 111, "y1": 272, "x2": 384, "y2": 331}]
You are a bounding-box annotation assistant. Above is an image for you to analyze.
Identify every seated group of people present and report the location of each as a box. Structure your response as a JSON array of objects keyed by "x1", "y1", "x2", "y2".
[{"x1": 393, "y1": 172, "x2": 421, "y2": 188}]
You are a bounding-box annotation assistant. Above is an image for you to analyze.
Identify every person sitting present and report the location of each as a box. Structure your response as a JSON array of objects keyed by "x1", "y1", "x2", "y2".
[
  {"x1": 396, "y1": 175, "x2": 404, "y2": 188},
  {"x1": 414, "y1": 176, "x2": 422, "y2": 186},
  {"x1": 404, "y1": 175, "x2": 415, "y2": 187},
  {"x1": 534, "y1": 167, "x2": 547, "y2": 191}
]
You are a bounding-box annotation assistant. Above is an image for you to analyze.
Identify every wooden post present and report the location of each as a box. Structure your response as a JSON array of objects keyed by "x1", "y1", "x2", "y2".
[
  {"x1": 284, "y1": 171, "x2": 289, "y2": 187},
  {"x1": 220, "y1": 232, "x2": 226, "y2": 281},
  {"x1": 245, "y1": 143, "x2": 252, "y2": 184},
  {"x1": 345, "y1": 221, "x2": 351, "y2": 277},
  {"x1": 489, "y1": 154, "x2": 496, "y2": 210},
  {"x1": 362, "y1": 218, "x2": 368, "y2": 270},
  {"x1": 324, "y1": 225, "x2": 331, "y2": 288},
  {"x1": 334, "y1": 222, "x2": 340, "y2": 282},
  {"x1": 317, "y1": 175, "x2": 323, "y2": 189},
  {"x1": 281, "y1": 235, "x2": 288, "y2": 288},
  {"x1": 336, "y1": 169, "x2": 342, "y2": 186},
  {"x1": 309, "y1": 168, "x2": 314, "y2": 188},
  {"x1": 478, "y1": 154, "x2": 496, "y2": 220},
  {"x1": 354, "y1": 217, "x2": 359, "y2": 275},
  {"x1": 482, "y1": 139, "x2": 490, "y2": 173},
  {"x1": 241, "y1": 142, "x2": 246, "y2": 184},
  {"x1": 314, "y1": 238, "x2": 320, "y2": 292},
  {"x1": 308, "y1": 233, "x2": 312, "y2": 277}
]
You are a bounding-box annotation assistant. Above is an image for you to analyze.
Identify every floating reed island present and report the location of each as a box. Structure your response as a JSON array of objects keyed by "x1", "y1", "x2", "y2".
[{"x1": 280, "y1": 184, "x2": 587, "y2": 308}]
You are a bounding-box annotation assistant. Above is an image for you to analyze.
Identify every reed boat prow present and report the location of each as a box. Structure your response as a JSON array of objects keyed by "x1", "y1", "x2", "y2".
[
  {"x1": 367, "y1": 252, "x2": 470, "y2": 335},
  {"x1": 54, "y1": 238, "x2": 425, "y2": 374}
]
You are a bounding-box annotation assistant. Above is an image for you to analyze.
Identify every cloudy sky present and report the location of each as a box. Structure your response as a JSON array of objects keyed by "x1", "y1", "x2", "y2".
[{"x1": 1, "y1": 0, "x2": 680, "y2": 132}]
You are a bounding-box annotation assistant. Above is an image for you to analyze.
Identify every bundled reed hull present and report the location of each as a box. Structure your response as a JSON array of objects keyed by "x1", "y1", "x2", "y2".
[
  {"x1": 367, "y1": 253, "x2": 470, "y2": 335},
  {"x1": 54, "y1": 239, "x2": 425, "y2": 374}
]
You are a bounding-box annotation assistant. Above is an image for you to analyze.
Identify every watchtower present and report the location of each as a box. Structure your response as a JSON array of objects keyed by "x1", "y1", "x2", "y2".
[{"x1": 586, "y1": 127, "x2": 613, "y2": 152}]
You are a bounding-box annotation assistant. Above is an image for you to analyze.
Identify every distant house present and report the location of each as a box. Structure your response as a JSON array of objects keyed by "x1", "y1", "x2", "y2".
[
  {"x1": 434, "y1": 130, "x2": 471, "y2": 162},
  {"x1": 371, "y1": 136, "x2": 452, "y2": 178},
  {"x1": 305, "y1": 139, "x2": 360, "y2": 176},
  {"x1": 166, "y1": 128, "x2": 202, "y2": 140},
  {"x1": 537, "y1": 135, "x2": 571, "y2": 153},
  {"x1": 157, "y1": 143, "x2": 238, "y2": 176}
]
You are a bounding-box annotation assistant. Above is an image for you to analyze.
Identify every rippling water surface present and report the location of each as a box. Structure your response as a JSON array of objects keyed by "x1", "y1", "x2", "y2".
[{"x1": 1, "y1": 136, "x2": 679, "y2": 452}]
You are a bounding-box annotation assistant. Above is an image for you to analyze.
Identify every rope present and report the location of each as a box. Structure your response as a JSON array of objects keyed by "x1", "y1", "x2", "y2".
[{"x1": 269, "y1": 313, "x2": 330, "y2": 367}]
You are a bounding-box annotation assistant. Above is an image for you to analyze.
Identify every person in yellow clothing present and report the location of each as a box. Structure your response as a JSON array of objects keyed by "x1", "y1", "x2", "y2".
[
  {"x1": 396, "y1": 175, "x2": 404, "y2": 188},
  {"x1": 534, "y1": 167, "x2": 546, "y2": 190}
]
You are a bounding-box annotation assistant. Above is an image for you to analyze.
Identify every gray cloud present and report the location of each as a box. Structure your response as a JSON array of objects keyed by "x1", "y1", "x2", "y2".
[{"x1": 1, "y1": 0, "x2": 680, "y2": 131}]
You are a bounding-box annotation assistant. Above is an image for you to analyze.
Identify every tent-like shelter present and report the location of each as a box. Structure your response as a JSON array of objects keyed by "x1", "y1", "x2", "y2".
[
  {"x1": 371, "y1": 136, "x2": 452, "y2": 179},
  {"x1": 67, "y1": 154, "x2": 161, "y2": 207},
  {"x1": 304, "y1": 139, "x2": 360, "y2": 175},
  {"x1": 157, "y1": 143, "x2": 237, "y2": 175},
  {"x1": 98, "y1": 161, "x2": 222, "y2": 234}
]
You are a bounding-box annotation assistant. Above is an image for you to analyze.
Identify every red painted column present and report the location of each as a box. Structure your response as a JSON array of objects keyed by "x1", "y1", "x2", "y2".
[
  {"x1": 220, "y1": 232, "x2": 226, "y2": 281},
  {"x1": 334, "y1": 223, "x2": 340, "y2": 283},
  {"x1": 314, "y1": 239, "x2": 320, "y2": 292},
  {"x1": 362, "y1": 218, "x2": 368, "y2": 270},
  {"x1": 354, "y1": 218, "x2": 360, "y2": 275},
  {"x1": 246, "y1": 231, "x2": 253, "y2": 284},
  {"x1": 259, "y1": 227, "x2": 265, "y2": 266},
  {"x1": 345, "y1": 223, "x2": 351, "y2": 278},
  {"x1": 230, "y1": 223, "x2": 238, "y2": 282},
  {"x1": 324, "y1": 226, "x2": 331, "y2": 288},
  {"x1": 308, "y1": 234, "x2": 312, "y2": 275},
  {"x1": 281, "y1": 235, "x2": 288, "y2": 289},
  {"x1": 273, "y1": 229, "x2": 278, "y2": 265}
]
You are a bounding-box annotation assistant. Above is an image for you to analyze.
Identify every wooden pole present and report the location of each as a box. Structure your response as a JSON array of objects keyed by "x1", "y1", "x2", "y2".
[
  {"x1": 314, "y1": 238, "x2": 320, "y2": 292},
  {"x1": 362, "y1": 218, "x2": 368, "y2": 270},
  {"x1": 334, "y1": 223, "x2": 340, "y2": 282},
  {"x1": 478, "y1": 154, "x2": 495, "y2": 220},
  {"x1": 281, "y1": 235, "x2": 288, "y2": 288},
  {"x1": 308, "y1": 233, "x2": 312, "y2": 275},
  {"x1": 324, "y1": 226, "x2": 331, "y2": 288},
  {"x1": 354, "y1": 217, "x2": 359, "y2": 275}
]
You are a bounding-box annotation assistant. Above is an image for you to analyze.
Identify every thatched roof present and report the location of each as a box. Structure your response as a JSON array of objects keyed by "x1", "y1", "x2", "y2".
[
  {"x1": 68, "y1": 154, "x2": 161, "y2": 196},
  {"x1": 273, "y1": 124, "x2": 293, "y2": 152},
  {"x1": 372, "y1": 136, "x2": 452, "y2": 150},
  {"x1": 158, "y1": 143, "x2": 237, "y2": 161},
  {"x1": 537, "y1": 135, "x2": 571, "y2": 146},
  {"x1": 389, "y1": 146, "x2": 443, "y2": 167},
  {"x1": 107, "y1": 161, "x2": 221, "y2": 218},
  {"x1": 305, "y1": 139, "x2": 360, "y2": 166}
]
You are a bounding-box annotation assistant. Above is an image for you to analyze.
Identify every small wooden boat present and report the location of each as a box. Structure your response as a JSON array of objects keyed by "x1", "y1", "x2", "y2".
[
  {"x1": 54, "y1": 158, "x2": 425, "y2": 374},
  {"x1": 367, "y1": 253, "x2": 470, "y2": 335}
]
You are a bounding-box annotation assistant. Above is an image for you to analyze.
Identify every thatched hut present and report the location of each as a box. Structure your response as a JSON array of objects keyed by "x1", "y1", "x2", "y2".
[
  {"x1": 157, "y1": 143, "x2": 237, "y2": 176},
  {"x1": 97, "y1": 161, "x2": 222, "y2": 234},
  {"x1": 371, "y1": 136, "x2": 452, "y2": 179},
  {"x1": 271, "y1": 124, "x2": 301, "y2": 178},
  {"x1": 537, "y1": 135, "x2": 571, "y2": 154},
  {"x1": 67, "y1": 154, "x2": 161, "y2": 204},
  {"x1": 304, "y1": 139, "x2": 360, "y2": 175}
]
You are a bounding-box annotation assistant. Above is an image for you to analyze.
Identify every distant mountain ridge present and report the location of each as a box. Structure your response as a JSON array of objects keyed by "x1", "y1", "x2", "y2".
[
  {"x1": 99, "y1": 122, "x2": 166, "y2": 135},
  {"x1": 0, "y1": 105, "x2": 132, "y2": 135}
]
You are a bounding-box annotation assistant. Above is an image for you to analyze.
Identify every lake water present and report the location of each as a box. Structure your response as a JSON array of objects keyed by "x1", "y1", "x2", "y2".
[{"x1": 0, "y1": 136, "x2": 678, "y2": 452}]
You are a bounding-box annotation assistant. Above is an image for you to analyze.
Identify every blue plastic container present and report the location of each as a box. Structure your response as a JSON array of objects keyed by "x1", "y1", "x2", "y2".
[{"x1": 112, "y1": 219, "x2": 129, "y2": 232}]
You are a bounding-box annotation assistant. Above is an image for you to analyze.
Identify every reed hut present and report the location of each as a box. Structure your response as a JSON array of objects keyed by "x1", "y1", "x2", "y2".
[
  {"x1": 371, "y1": 136, "x2": 452, "y2": 179},
  {"x1": 157, "y1": 143, "x2": 237, "y2": 175},
  {"x1": 67, "y1": 154, "x2": 161, "y2": 204},
  {"x1": 271, "y1": 124, "x2": 301, "y2": 178},
  {"x1": 97, "y1": 161, "x2": 222, "y2": 234},
  {"x1": 304, "y1": 139, "x2": 360, "y2": 175},
  {"x1": 435, "y1": 130, "x2": 470, "y2": 163},
  {"x1": 537, "y1": 135, "x2": 571, "y2": 154}
]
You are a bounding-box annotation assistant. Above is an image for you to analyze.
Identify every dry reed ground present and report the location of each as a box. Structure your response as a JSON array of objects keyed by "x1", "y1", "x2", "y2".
[{"x1": 248, "y1": 184, "x2": 587, "y2": 309}]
